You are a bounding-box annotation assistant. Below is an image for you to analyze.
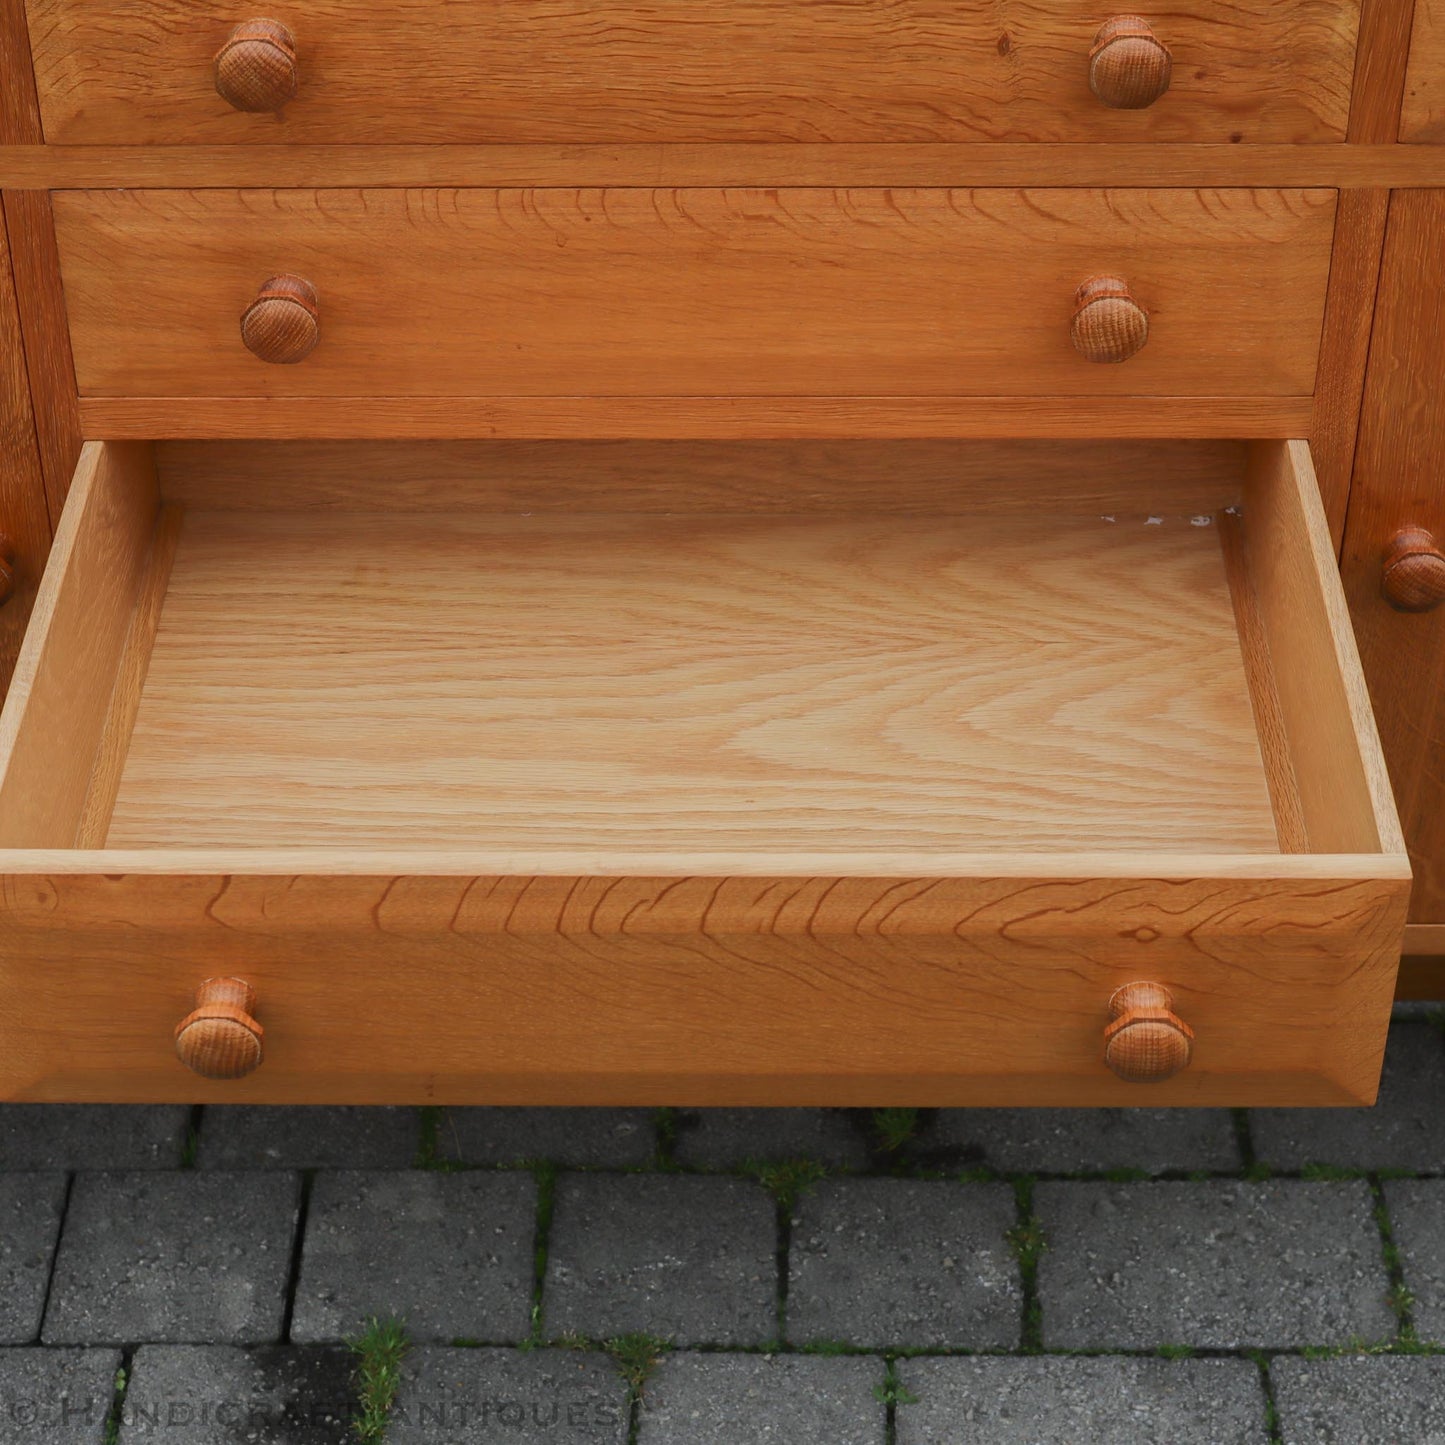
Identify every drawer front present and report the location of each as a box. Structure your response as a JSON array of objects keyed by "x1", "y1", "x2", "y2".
[
  {"x1": 27, "y1": 0, "x2": 1360, "y2": 145},
  {"x1": 54, "y1": 188, "x2": 1338, "y2": 400},
  {"x1": 0, "y1": 871, "x2": 1405, "y2": 1106}
]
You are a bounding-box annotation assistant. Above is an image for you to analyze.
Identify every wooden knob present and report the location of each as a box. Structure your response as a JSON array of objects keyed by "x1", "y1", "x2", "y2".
[
  {"x1": 1382, "y1": 528, "x2": 1445, "y2": 612},
  {"x1": 1103, "y1": 981, "x2": 1193, "y2": 1083},
  {"x1": 1089, "y1": 16, "x2": 1173, "y2": 109},
  {"x1": 0, "y1": 536, "x2": 14, "y2": 607},
  {"x1": 240, "y1": 274, "x2": 319, "y2": 364},
  {"x1": 175, "y1": 977, "x2": 264, "y2": 1079},
  {"x1": 1071, "y1": 275, "x2": 1149, "y2": 363},
  {"x1": 215, "y1": 19, "x2": 297, "y2": 113}
]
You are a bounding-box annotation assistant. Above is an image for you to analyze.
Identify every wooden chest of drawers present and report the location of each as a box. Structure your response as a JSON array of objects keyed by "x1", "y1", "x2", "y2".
[{"x1": 0, "y1": 0, "x2": 1441, "y2": 1106}]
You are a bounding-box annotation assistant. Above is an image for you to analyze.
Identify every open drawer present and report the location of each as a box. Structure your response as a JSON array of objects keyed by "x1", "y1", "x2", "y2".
[{"x1": 0, "y1": 437, "x2": 1409, "y2": 1105}]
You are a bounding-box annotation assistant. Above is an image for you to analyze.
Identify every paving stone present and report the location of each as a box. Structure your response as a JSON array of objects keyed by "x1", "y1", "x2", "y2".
[
  {"x1": 197, "y1": 1107, "x2": 420, "y2": 1170},
  {"x1": 544, "y1": 1174, "x2": 775, "y2": 1347},
  {"x1": 672, "y1": 1110, "x2": 870, "y2": 1171},
  {"x1": 438, "y1": 1109, "x2": 655, "y2": 1169},
  {"x1": 118, "y1": 1345, "x2": 353, "y2": 1443},
  {"x1": 0, "y1": 1106, "x2": 188, "y2": 1171},
  {"x1": 787, "y1": 1179, "x2": 1020, "y2": 1350},
  {"x1": 1273, "y1": 1356, "x2": 1445, "y2": 1445},
  {"x1": 637, "y1": 1352, "x2": 885, "y2": 1444},
  {"x1": 1036, "y1": 1181, "x2": 1394, "y2": 1349},
  {"x1": 919, "y1": 1108, "x2": 1240, "y2": 1175},
  {"x1": 896, "y1": 1356, "x2": 1269, "y2": 1445},
  {"x1": 43, "y1": 1172, "x2": 300, "y2": 1346},
  {"x1": 390, "y1": 1347, "x2": 627, "y2": 1442},
  {"x1": 1250, "y1": 1023, "x2": 1445, "y2": 1172},
  {"x1": 0, "y1": 1348, "x2": 121, "y2": 1444},
  {"x1": 0, "y1": 1175, "x2": 68, "y2": 1343},
  {"x1": 1383, "y1": 1178, "x2": 1445, "y2": 1344},
  {"x1": 292, "y1": 1170, "x2": 536, "y2": 1345}
]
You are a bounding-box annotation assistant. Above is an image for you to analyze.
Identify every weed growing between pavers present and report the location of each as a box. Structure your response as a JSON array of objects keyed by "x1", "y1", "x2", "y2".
[
  {"x1": 1006, "y1": 1176, "x2": 1047, "y2": 1353},
  {"x1": 871, "y1": 1108, "x2": 919, "y2": 1155},
  {"x1": 347, "y1": 1316, "x2": 409, "y2": 1444},
  {"x1": 524, "y1": 1161, "x2": 559, "y2": 1346},
  {"x1": 1156, "y1": 1343, "x2": 1195, "y2": 1359},
  {"x1": 652, "y1": 1108, "x2": 680, "y2": 1169},
  {"x1": 606, "y1": 1331, "x2": 671, "y2": 1400},
  {"x1": 1248, "y1": 1351, "x2": 1285, "y2": 1445},
  {"x1": 101, "y1": 1359, "x2": 130, "y2": 1445},
  {"x1": 743, "y1": 1157, "x2": 826, "y2": 1211}
]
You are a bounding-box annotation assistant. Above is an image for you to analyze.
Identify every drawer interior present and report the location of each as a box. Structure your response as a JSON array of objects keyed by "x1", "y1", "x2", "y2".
[{"x1": 0, "y1": 437, "x2": 1402, "y2": 868}]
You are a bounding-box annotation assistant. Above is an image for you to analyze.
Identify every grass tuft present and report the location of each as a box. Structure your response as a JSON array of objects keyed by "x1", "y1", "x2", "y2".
[
  {"x1": 413, "y1": 1106, "x2": 462, "y2": 1171},
  {"x1": 347, "y1": 1317, "x2": 409, "y2": 1445},
  {"x1": 873, "y1": 1358, "x2": 920, "y2": 1407},
  {"x1": 871, "y1": 1108, "x2": 919, "y2": 1154},
  {"x1": 605, "y1": 1332, "x2": 671, "y2": 1402},
  {"x1": 743, "y1": 1157, "x2": 827, "y2": 1211}
]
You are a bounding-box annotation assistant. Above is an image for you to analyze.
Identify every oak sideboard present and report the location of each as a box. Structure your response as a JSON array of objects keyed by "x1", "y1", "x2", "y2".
[{"x1": 0, "y1": 0, "x2": 1443, "y2": 1107}]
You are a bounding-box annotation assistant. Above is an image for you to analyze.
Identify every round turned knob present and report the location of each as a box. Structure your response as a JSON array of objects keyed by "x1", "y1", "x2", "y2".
[
  {"x1": 240, "y1": 274, "x2": 319, "y2": 364},
  {"x1": 215, "y1": 19, "x2": 298, "y2": 113},
  {"x1": 1089, "y1": 16, "x2": 1173, "y2": 109},
  {"x1": 1382, "y1": 528, "x2": 1445, "y2": 612},
  {"x1": 1104, "y1": 981, "x2": 1193, "y2": 1083},
  {"x1": 175, "y1": 977, "x2": 264, "y2": 1079},
  {"x1": 0, "y1": 536, "x2": 14, "y2": 607},
  {"x1": 1071, "y1": 275, "x2": 1149, "y2": 363}
]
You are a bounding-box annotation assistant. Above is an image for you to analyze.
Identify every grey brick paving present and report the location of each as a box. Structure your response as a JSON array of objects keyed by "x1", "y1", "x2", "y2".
[
  {"x1": 197, "y1": 1107, "x2": 420, "y2": 1171},
  {"x1": 787, "y1": 1179, "x2": 1020, "y2": 1349},
  {"x1": 1035, "y1": 1181, "x2": 1394, "y2": 1349},
  {"x1": 118, "y1": 1345, "x2": 353, "y2": 1443},
  {"x1": 673, "y1": 1110, "x2": 871, "y2": 1171},
  {"x1": 0, "y1": 1348, "x2": 120, "y2": 1445},
  {"x1": 1250, "y1": 1023, "x2": 1445, "y2": 1172},
  {"x1": 292, "y1": 1171, "x2": 536, "y2": 1345},
  {"x1": 0, "y1": 1107, "x2": 188, "y2": 1172},
  {"x1": 1273, "y1": 1356, "x2": 1445, "y2": 1445},
  {"x1": 389, "y1": 1347, "x2": 628, "y2": 1442},
  {"x1": 895, "y1": 1356, "x2": 1270, "y2": 1444},
  {"x1": 1383, "y1": 1178, "x2": 1445, "y2": 1343},
  {"x1": 544, "y1": 1174, "x2": 775, "y2": 1347},
  {"x1": 438, "y1": 1109, "x2": 655, "y2": 1169},
  {"x1": 919, "y1": 1108, "x2": 1241, "y2": 1175},
  {"x1": 638, "y1": 1352, "x2": 885, "y2": 1444},
  {"x1": 0, "y1": 1174, "x2": 66, "y2": 1343},
  {"x1": 44, "y1": 1172, "x2": 300, "y2": 1346}
]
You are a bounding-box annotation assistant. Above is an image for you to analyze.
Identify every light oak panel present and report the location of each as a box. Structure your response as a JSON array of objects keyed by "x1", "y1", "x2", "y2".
[
  {"x1": 28, "y1": 0, "x2": 1358, "y2": 145},
  {"x1": 0, "y1": 441, "x2": 159, "y2": 847},
  {"x1": 1403, "y1": 0, "x2": 1445, "y2": 137},
  {"x1": 105, "y1": 510, "x2": 1279, "y2": 854},
  {"x1": 53, "y1": 188, "x2": 1337, "y2": 400}
]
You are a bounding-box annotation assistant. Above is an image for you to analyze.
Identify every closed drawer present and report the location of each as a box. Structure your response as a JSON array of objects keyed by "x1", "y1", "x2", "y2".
[
  {"x1": 0, "y1": 437, "x2": 1408, "y2": 1105},
  {"x1": 27, "y1": 0, "x2": 1359, "y2": 145},
  {"x1": 54, "y1": 188, "x2": 1337, "y2": 401}
]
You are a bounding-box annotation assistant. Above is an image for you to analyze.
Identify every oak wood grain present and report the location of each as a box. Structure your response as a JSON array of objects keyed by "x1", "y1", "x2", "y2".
[
  {"x1": 53, "y1": 188, "x2": 1337, "y2": 401},
  {"x1": 2, "y1": 190, "x2": 80, "y2": 522},
  {"x1": 28, "y1": 0, "x2": 1358, "y2": 145},
  {"x1": 1342, "y1": 189, "x2": 1445, "y2": 919},
  {"x1": 9, "y1": 143, "x2": 1445, "y2": 190},
  {"x1": 0, "y1": 178, "x2": 50, "y2": 703},
  {"x1": 0, "y1": 441, "x2": 159, "y2": 848},
  {"x1": 1402, "y1": 0, "x2": 1445, "y2": 137},
  {"x1": 0, "y1": 868, "x2": 1406, "y2": 1104},
  {"x1": 1310, "y1": 189, "x2": 1390, "y2": 547},
  {"x1": 104, "y1": 508, "x2": 1280, "y2": 854},
  {"x1": 1351, "y1": 0, "x2": 1416, "y2": 140},
  {"x1": 79, "y1": 394, "x2": 1318, "y2": 442}
]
